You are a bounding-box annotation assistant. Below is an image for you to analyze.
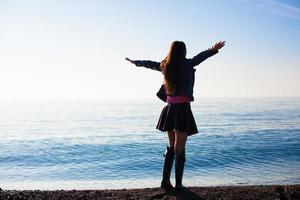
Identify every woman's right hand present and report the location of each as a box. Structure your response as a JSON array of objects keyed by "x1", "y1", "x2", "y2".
[{"x1": 125, "y1": 57, "x2": 134, "y2": 64}]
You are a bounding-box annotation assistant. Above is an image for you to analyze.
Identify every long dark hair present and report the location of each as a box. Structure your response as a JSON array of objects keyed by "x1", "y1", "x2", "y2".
[{"x1": 160, "y1": 41, "x2": 187, "y2": 95}]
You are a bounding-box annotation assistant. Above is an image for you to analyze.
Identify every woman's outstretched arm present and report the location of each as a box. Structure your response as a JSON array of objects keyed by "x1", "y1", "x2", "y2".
[
  {"x1": 190, "y1": 41, "x2": 225, "y2": 67},
  {"x1": 125, "y1": 57, "x2": 161, "y2": 71}
]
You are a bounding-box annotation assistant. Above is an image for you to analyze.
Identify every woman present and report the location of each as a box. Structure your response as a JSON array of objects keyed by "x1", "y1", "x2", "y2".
[{"x1": 125, "y1": 40, "x2": 225, "y2": 191}]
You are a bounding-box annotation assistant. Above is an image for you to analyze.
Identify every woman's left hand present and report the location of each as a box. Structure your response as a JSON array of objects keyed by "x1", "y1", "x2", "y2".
[{"x1": 211, "y1": 41, "x2": 226, "y2": 51}]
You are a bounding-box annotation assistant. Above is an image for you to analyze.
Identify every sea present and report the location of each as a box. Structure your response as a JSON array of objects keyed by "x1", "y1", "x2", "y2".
[{"x1": 0, "y1": 97, "x2": 299, "y2": 190}]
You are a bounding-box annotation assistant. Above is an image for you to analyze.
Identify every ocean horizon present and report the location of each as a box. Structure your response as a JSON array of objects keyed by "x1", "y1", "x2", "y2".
[{"x1": 0, "y1": 97, "x2": 299, "y2": 190}]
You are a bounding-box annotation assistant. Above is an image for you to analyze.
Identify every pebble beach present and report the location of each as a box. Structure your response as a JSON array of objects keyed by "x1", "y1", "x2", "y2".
[{"x1": 1, "y1": 185, "x2": 300, "y2": 200}]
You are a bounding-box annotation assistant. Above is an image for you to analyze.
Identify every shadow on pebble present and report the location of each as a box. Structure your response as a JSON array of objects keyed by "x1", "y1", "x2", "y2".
[{"x1": 151, "y1": 187, "x2": 200, "y2": 200}]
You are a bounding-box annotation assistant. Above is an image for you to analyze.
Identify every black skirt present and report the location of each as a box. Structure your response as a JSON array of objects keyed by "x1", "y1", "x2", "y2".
[{"x1": 156, "y1": 103, "x2": 198, "y2": 136}]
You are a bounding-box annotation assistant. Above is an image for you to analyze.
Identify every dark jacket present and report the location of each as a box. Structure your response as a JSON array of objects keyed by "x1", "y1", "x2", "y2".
[{"x1": 133, "y1": 49, "x2": 218, "y2": 101}]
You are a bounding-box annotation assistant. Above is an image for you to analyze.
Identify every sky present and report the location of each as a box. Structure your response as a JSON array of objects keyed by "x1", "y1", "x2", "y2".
[{"x1": 0, "y1": 0, "x2": 299, "y2": 100}]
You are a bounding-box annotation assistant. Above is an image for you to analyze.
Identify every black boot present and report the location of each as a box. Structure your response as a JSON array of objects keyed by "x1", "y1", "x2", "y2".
[
  {"x1": 161, "y1": 146, "x2": 175, "y2": 190},
  {"x1": 175, "y1": 149, "x2": 186, "y2": 191}
]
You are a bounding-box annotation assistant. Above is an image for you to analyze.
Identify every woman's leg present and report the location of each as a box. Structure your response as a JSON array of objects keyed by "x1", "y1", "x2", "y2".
[
  {"x1": 167, "y1": 131, "x2": 175, "y2": 149},
  {"x1": 161, "y1": 131, "x2": 175, "y2": 190},
  {"x1": 174, "y1": 132, "x2": 188, "y2": 154},
  {"x1": 174, "y1": 132, "x2": 188, "y2": 190}
]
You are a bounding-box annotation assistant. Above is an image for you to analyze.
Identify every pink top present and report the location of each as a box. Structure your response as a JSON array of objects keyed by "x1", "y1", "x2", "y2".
[{"x1": 166, "y1": 95, "x2": 191, "y2": 104}]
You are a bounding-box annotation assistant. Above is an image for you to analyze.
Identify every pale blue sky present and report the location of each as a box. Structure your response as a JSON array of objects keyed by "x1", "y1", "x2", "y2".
[{"x1": 0, "y1": 0, "x2": 299, "y2": 100}]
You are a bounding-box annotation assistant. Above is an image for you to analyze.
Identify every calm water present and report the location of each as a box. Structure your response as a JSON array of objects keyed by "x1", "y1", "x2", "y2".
[{"x1": 0, "y1": 97, "x2": 299, "y2": 189}]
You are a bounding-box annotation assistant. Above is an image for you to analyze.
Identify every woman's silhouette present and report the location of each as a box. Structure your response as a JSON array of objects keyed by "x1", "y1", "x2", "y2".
[{"x1": 126, "y1": 40, "x2": 225, "y2": 191}]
